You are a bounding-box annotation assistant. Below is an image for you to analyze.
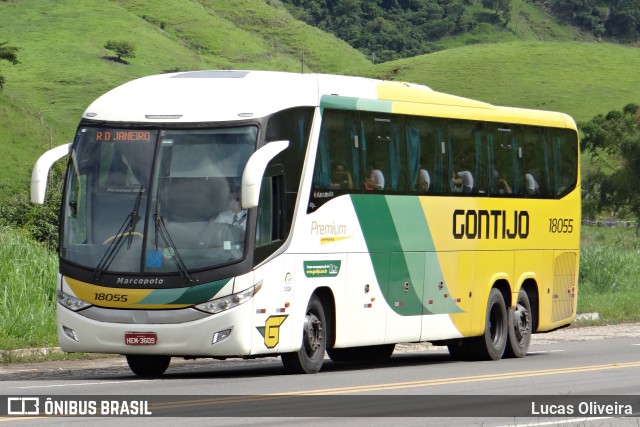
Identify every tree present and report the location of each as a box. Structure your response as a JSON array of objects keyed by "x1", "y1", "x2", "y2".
[
  {"x1": 581, "y1": 103, "x2": 640, "y2": 234},
  {"x1": 104, "y1": 39, "x2": 136, "y2": 63},
  {"x1": 482, "y1": 0, "x2": 511, "y2": 26},
  {"x1": 0, "y1": 41, "x2": 20, "y2": 91}
]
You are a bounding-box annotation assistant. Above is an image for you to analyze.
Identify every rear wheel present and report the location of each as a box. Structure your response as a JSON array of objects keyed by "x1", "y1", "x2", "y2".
[
  {"x1": 475, "y1": 288, "x2": 508, "y2": 360},
  {"x1": 447, "y1": 339, "x2": 474, "y2": 361},
  {"x1": 504, "y1": 289, "x2": 532, "y2": 358},
  {"x1": 447, "y1": 288, "x2": 508, "y2": 361},
  {"x1": 126, "y1": 355, "x2": 171, "y2": 377},
  {"x1": 281, "y1": 295, "x2": 326, "y2": 374}
]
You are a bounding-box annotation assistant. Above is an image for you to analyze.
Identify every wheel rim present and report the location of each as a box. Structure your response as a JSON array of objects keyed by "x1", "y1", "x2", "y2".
[
  {"x1": 513, "y1": 302, "x2": 530, "y2": 342},
  {"x1": 303, "y1": 311, "x2": 323, "y2": 359}
]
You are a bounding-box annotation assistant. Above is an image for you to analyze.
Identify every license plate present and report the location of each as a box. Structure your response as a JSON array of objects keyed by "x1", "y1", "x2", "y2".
[{"x1": 125, "y1": 332, "x2": 157, "y2": 345}]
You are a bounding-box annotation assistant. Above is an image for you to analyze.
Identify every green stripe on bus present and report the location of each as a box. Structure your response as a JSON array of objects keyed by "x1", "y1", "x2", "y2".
[
  {"x1": 136, "y1": 279, "x2": 229, "y2": 305},
  {"x1": 351, "y1": 195, "x2": 462, "y2": 316},
  {"x1": 320, "y1": 95, "x2": 393, "y2": 113}
]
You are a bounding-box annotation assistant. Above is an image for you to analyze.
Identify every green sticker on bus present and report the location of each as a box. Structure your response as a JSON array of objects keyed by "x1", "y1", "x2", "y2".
[{"x1": 303, "y1": 260, "x2": 341, "y2": 278}]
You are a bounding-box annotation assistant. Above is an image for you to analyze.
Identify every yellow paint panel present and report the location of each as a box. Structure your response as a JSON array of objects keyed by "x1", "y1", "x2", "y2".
[
  {"x1": 64, "y1": 277, "x2": 190, "y2": 309},
  {"x1": 376, "y1": 81, "x2": 576, "y2": 130}
]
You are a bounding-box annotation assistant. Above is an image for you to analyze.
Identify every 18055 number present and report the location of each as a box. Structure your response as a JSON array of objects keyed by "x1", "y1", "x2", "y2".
[
  {"x1": 549, "y1": 218, "x2": 574, "y2": 233},
  {"x1": 94, "y1": 293, "x2": 128, "y2": 302}
]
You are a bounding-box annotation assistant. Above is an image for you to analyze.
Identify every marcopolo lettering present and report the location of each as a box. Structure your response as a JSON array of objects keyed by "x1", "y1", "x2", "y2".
[
  {"x1": 453, "y1": 209, "x2": 529, "y2": 240},
  {"x1": 116, "y1": 277, "x2": 164, "y2": 286}
]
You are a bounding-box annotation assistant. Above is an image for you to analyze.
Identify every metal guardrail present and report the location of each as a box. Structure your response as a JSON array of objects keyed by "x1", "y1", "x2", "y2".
[{"x1": 581, "y1": 220, "x2": 636, "y2": 227}]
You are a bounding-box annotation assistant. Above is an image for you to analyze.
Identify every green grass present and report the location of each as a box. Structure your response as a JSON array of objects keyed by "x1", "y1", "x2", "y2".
[
  {"x1": 578, "y1": 226, "x2": 640, "y2": 324},
  {"x1": 353, "y1": 41, "x2": 640, "y2": 124},
  {"x1": 0, "y1": 225, "x2": 637, "y2": 355},
  {"x1": 0, "y1": 226, "x2": 57, "y2": 350}
]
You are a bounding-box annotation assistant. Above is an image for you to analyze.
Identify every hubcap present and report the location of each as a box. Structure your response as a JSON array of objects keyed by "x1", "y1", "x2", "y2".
[
  {"x1": 303, "y1": 312, "x2": 323, "y2": 357},
  {"x1": 513, "y1": 303, "x2": 530, "y2": 342}
]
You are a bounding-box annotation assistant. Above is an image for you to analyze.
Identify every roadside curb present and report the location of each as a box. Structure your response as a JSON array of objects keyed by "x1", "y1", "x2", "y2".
[{"x1": 0, "y1": 347, "x2": 63, "y2": 360}]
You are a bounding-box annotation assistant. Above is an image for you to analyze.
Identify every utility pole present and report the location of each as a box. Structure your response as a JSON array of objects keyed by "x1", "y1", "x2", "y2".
[{"x1": 301, "y1": 46, "x2": 305, "y2": 73}]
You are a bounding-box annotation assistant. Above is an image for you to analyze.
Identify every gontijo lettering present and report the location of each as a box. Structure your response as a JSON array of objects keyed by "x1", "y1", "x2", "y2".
[{"x1": 453, "y1": 209, "x2": 529, "y2": 239}]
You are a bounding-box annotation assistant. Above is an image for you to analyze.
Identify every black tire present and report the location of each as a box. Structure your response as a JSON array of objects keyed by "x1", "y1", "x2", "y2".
[
  {"x1": 447, "y1": 339, "x2": 474, "y2": 361},
  {"x1": 126, "y1": 355, "x2": 171, "y2": 377},
  {"x1": 504, "y1": 288, "x2": 532, "y2": 358},
  {"x1": 281, "y1": 295, "x2": 327, "y2": 374},
  {"x1": 475, "y1": 288, "x2": 508, "y2": 360},
  {"x1": 327, "y1": 344, "x2": 395, "y2": 363}
]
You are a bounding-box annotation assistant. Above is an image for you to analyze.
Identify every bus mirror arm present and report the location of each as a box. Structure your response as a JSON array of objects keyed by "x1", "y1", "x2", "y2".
[
  {"x1": 31, "y1": 143, "x2": 72, "y2": 204},
  {"x1": 241, "y1": 140, "x2": 289, "y2": 208}
]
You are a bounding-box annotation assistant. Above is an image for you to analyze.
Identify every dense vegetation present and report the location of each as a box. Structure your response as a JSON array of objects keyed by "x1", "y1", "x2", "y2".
[
  {"x1": 547, "y1": 0, "x2": 640, "y2": 40},
  {"x1": 281, "y1": 0, "x2": 640, "y2": 62},
  {"x1": 283, "y1": 0, "x2": 527, "y2": 62},
  {"x1": 581, "y1": 104, "x2": 640, "y2": 229}
]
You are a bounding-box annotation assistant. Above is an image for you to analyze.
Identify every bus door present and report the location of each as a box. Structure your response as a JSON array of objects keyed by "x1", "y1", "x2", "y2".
[
  {"x1": 385, "y1": 252, "x2": 424, "y2": 343},
  {"x1": 339, "y1": 253, "x2": 387, "y2": 348}
]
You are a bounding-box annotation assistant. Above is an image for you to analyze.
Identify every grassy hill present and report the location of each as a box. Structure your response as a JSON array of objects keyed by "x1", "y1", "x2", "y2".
[
  {"x1": 0, "y1": 0, "x2": 638, "y2": 197},
  {"x1": 354, "y1": 41, "x2": 640, "y2": 124},
  {"x1": 0, "y1": 0, "x2": 369, "y2": 194}
]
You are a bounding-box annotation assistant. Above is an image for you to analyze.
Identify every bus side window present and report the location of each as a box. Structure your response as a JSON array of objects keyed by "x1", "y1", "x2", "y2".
[
  {"x1": 487, "y1": 124, "x2": 521, "y2": 196},
  {"x1": 255, "y1": 172, "x2": 285, "y2": 265},
  {"x1": 406, "y1": 119, "x2": 440, "y2": 194},
  {"x1": 361, "y1": 114, "x2": 405, "y2": 192},
  {"x1": 312, "y1": 109, "x2": 360, "y2": 192},
  {"x1": 553, "y1": 128, "x2": 578, "y2": 198},
  {"x1": 448, "y1": 121, "x2": 484, "y2": 194},
  {"x1": 522, "y1": 126, "x2": 548, "y2": 197}
]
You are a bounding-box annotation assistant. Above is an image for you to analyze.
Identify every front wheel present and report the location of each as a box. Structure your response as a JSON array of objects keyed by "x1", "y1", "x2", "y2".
[
  {"x1": 281, "y1": 295, "x2": 327, "y2": 374},
  {"x1": 504, "y1": 289, "x2": 532, "y2": 358},
  {"x1": 126, "y1": 355, "x2": 171, "y2": 377}
]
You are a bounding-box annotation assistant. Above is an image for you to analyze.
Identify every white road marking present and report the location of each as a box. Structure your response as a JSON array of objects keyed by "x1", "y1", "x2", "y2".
[{"x1": 19, "y1": 380, "x2": 152, "y2": 389}]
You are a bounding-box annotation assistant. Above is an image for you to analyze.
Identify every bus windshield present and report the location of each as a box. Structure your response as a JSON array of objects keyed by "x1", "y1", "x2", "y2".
[{"x1": 61, "y1": 125, "x2": 257, "y2": 277}]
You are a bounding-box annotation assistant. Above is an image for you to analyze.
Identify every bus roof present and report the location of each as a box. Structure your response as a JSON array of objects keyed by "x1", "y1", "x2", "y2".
[{"x1": 82, "y1": 70, "x2": 576, "y2": 130}]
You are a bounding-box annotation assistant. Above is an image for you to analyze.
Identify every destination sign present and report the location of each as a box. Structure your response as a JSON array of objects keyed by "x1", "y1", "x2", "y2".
[{"x1": 95, "y1": 130, "x2": 152, "y2": 143}]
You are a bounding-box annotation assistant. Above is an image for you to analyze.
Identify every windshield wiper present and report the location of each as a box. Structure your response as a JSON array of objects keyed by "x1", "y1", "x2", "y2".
[
  {"x1": 153, "y1": 183, "x2": 193, "y2": 283},
  {"x1": 154, "y1": 212, "x2": 192, "y2": 283},
  {"x1": 93, "y1": 185, "x2": 143, "y2": 281}
]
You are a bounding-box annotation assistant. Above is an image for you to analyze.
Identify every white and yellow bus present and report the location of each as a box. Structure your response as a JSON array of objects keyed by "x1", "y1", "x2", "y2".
[{"x1": 32, "y1": 70, "x2": 579, "y2": 376}]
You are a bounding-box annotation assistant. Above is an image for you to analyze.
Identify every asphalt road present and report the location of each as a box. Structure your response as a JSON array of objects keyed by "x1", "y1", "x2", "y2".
[{"x1": 1, "y1": 323, "x2": 639, "y2": 426}]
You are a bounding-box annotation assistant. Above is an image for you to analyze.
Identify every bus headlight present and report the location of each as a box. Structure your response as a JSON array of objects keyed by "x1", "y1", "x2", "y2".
[
  {"x1": 195, "y1": 282, "x2": 262, "y2": 314},
  {"x1": 57, "y1": 289, "x2": 92, "y2": 311}
]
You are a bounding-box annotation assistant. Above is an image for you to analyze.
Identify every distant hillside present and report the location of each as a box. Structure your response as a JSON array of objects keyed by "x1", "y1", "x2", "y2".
[
  {"x1": 0, "y1": 0, "x2": 369, "y2": 194},
  {"x1": 280, "y1": 0, "x2": 598, "y2": 61},
  {"x1": 351, "y1": 41, "x2": 640, "y2": 124},
  {"x1": 0, "y1": 0, "x2": 638, "y2": 198}
]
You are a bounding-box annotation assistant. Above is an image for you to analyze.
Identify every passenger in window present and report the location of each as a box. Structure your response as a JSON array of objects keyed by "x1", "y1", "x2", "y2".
[
  {"x1": 365, "y1": 162, "x2": 385, "y2": 191},
  {"x1": 215, "y1": 191, "x2": 247, "y2": 229},
  {"x1": 452, "y1": 170, "x2": 473, "y2": 193},
  {"x1": 492, "y1": 170, "x2": 512, "y2": 195},
  {"x1": 525, "y1": 173, "x2": 540, "y2": 195},
  {"x1": 330, "y1": 162, "x2": 353, "y2": 189},
  {"x1": 417, "y1": 164, "x2": 430, "y2": 193}
]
